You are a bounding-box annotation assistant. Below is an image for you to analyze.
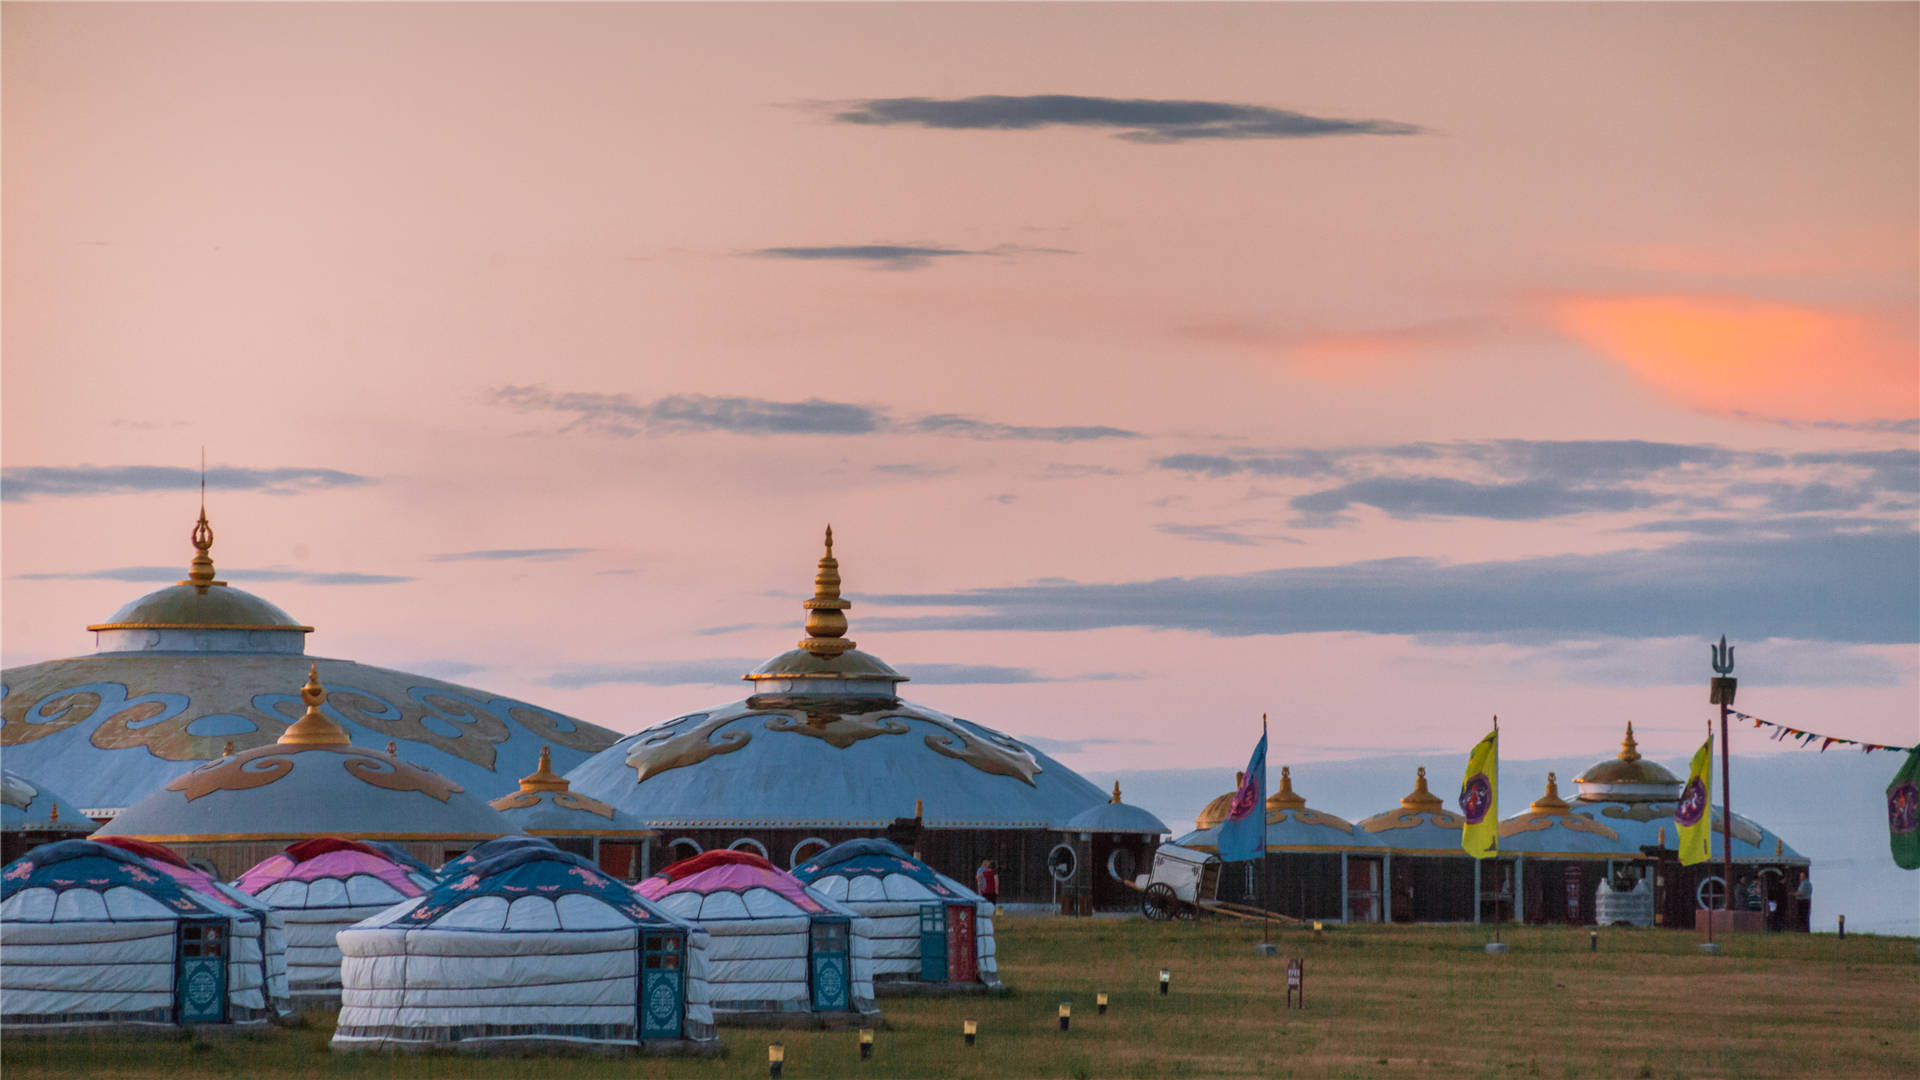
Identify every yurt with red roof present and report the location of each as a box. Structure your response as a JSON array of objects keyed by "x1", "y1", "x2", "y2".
[
  {"x1": 635, "y1": 850, "x2": 878, "y2": 1025},
  {"x1": 232, "y1": 837, "x2": 436, "y2": 1007}
]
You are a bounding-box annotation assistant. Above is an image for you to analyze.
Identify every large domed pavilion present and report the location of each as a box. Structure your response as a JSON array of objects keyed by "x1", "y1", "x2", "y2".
[
  {"x1": 566, "y1": 529, "x2": 1114, "y2": 905},
  {"x1": 1, "y1": 509, "x2": 620, "y2": 820}
]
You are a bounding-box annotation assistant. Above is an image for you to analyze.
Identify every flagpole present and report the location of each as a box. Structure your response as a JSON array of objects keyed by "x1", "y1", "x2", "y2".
[
  {"x1": 1261, "y1": 714, "x2": 1270, "y2": 948},
  {"x1": 1491, "y1": 715, "x2": 1500, "y2": 947},
  {"x1": 1710, "y1": 638, "x2": 1737, "y2": 935},
  {"x1": 1704, "y1": 715, "x2": 1714, "y2": 947}
]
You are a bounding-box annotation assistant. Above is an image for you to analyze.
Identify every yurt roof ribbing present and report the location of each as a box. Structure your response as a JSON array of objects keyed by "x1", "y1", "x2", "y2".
[
  {"x1": 235, "y1": 837, "x2": 432, "y2": 901},
  {"x1": 637, "y1": 850, "x2": 850, "y2": 919},
  {"x1": 396, "y1": 846, "x2": 680, "y2": 930},
  {"x1": 1, "y1": 769, "x2": 95, "y2": 839},
  {"x1": 1, "y1": 839, "x2": 224, "y2": 919},
  {"x1": 791, "y1": 838, "x2": 981, "y2": 904},
  {"x1": 438, "y1": 835, "x2": 557, "y2": 880}
]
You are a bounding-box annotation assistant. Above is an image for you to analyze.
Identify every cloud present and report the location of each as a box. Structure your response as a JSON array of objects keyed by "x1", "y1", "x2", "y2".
[
  {"x1": 541, "y1": 659, "x2": 1124, "y2": 689},
  {"x1": 831, "y1": 95, "x2": 1421, "y2": 143},
  {"x1": 1183, "y1": 319, "x2": 1486, "y2": 379},
  {"x1": 1730, "y1": 412, "x2": 1920, "y2": 436},
  {"x1": 747, "y1": 243, "x2": 1068, "y2": 270},
  {"x1": 1290, "y1": 477, "x2": 1668, "y2": 523},
  {"x1": 400, "y1": 660, "x2": 490, "y2": 681},
  {"x1": 2, "y1": 465, "x2": 373, "y2": 503},
  {"x1": 867, "y1": 528, "x2": 1920, "y2": 645},
  {"x1": 1016, "y1": 735, "x2": 1162, "y2": 756},
  {"x1": 1493, "y1": 636, "x2": 1910, "y2": 689},
  {"x1": 492, "y1": 385, "x2": 1139, "y2": 442},
  {"x1": 428, "y1": 547, "x2": 592, "y2": 563},
  {"x1": 1156, "y1": 451, "x2": 1342, "y2": 479},
  {"x1": 15, "y1": 565, "x2": 412, "y2": 586},
  {"x1": 1156, "y1": 522, "x2": 1299, "y2": 547}
]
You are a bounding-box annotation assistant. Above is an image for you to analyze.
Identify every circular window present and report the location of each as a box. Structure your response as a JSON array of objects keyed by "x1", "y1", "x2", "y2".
[
  {"x1": 1047, "y1": 843, "x2": 1078, "y2": 883},
  {"x1": 789, "y1": 837, "x2": 830, "y2": 869},
  {"x1": 727, "y1": 837, "x2": 769, "y2": 858},
  {"x1": 1107, "y1": 848, "x2": 1138, "y2": 884},
  {"x1": 667, "y1": 837, "x2": 703, "y2": 862},
  {"x1": 1695, "y1": 875, "x2": 1726, "y2": 910}
]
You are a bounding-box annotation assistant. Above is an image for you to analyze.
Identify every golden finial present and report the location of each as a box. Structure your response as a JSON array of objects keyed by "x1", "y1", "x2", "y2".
[
  {"x1": 798, "y1": 525, "x2": 856, "y2": 657},
  {"x1": 276, "y1": 664, "x2": 351, "y2": 746},
  {"x1": 1401, "y1": 766, "x2": 1445, "y2": 812},
  {"x1": 914, "y1": 797, "x2": 923, "y2": 821},
  {"x1": 517, "y1": 745, "x2": 569, "y2": 794},
  {"x1": 222, "y1": 740, "x2": 235, "y2": 757},
  {"x1": 48, "y1": 802, "x2": 59, "y2": 824},
  {"x1": 386, "y1": 740, "x2": 397, "y2": 756},
  {"x1": 1267, "y1": 765, "x2": 1305, "y2": 810},
  {"x1": 1111, "y1": 780, "x2": 1123, "y2": 804},
  {"x1": 1529, "y1": 772, "x2": 1570, "y2": 815},
  {"x1": 1619, "y1": 722, "x2": 1642, "y2": 762},
  {"x1": 178, "y1": 506, "x2": 226, "y2": 593}
]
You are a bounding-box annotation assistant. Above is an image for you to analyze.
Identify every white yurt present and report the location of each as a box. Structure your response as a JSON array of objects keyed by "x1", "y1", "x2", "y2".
[
  {"x1": 1, "y1": 838, "x2": 284, "y2": 1029},
  {"x1": 333, "y1": 845, "x2": 718, "y2": 1054},
  {"x1": 635, "y1": 850, "x2": 879, "y2": 1025},
  {"x1": 231, "y1": 838, "x2": 437, "y2": 1007},
  {"x1": 791, "y1": 838, "x2": 1001, "y2": 991}
]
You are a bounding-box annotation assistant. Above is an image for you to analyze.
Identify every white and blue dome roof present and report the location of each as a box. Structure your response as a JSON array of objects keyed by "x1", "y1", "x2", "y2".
[
  {"x1": 1177, "y1": 768, "x2": 1385, "y2": 853},
  {"x1": 1570, "y1": 724, "x2": 1807, "y2": 865},
  {"x1": 374, "y1": 846, "x2": 686, "y2": 933},
  {"x1": 567, "y1": 530, "x2": 1109, "y2": 830},
  {"x1": 489, "y1": 747, "x2": 656, "y2": 838},
  {"x1": 1, "y1": 511, "x2": 620, "y2": 816},
  {"x1": 1, "y1": 770, "x2": 94, "y2": 840},
  {"x1": 791, "y1": 838, "x2": 982, "y2": 905},
  {"x1": 1357, "y1": 767, "x2": 1468, "y2": 854},
  {"x1": 1, "y1": 838, "x2": 228, "y2": 922},
  {"x1": 1498, "y1": 773, "x2": 1634, "y2": 858},
  {"x1": 1063, "y1": 783, "x2": 1169, "y2": 835}
]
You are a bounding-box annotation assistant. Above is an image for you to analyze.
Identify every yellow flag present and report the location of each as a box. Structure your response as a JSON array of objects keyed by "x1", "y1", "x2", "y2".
[
  {"x1": 1458, "y1": 727, "x2": 1498, "y2": 859},
  {"x1": 1676, "y1": 736, "x2": 1713, "y2": 866}
]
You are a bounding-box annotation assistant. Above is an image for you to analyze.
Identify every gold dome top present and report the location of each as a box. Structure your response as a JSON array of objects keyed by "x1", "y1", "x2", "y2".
[
  {"x1": 516, "y1": 746, "x2": 571, "y2": 794},
  {"x1": 798, "y1": 525, "x2": 855, "y2": 658},
  {"x1": 87, "y1": 507, "x2": 311, "y2": 633},
  {"x1": 275, "y1": 665, "x2": 352, "y2": 747},
  {"x1": 1194, "y1": 770, "x2": 1245, "y2": 829},
  {"x1": 1110, "y1": 780, "x2": 1123, "y2": 804},
  {"x1": 1400, "y1": 767, "x2": 1445, "y2": 813},
  {"x1": 1574, "y1": 721, "x2": 1681, "y2": 794},
  {"x1": 1265, "y1": 765, "x2": 1306, "y2": 813},
  {"x1": 183, "y1": 508, "x2": 224, "y2": 592},
  {"x1": 1527, "y1": 772, "x2": 1571, "y2": 815}
]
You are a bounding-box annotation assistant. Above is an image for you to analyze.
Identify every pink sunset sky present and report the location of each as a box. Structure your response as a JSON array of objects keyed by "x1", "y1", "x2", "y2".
[{"x1": 4, "y1": 2, "x2": 1916, "y2": 785}]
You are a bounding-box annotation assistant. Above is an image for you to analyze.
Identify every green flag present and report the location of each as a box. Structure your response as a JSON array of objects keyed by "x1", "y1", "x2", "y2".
[{"x1": 1889, "y1": 748, "x2": 1920, "y2": 871}]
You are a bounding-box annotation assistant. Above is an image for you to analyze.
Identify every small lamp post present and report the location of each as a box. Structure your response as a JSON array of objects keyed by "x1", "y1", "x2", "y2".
[
  {"x1": 1589, "y1": 928, "x2": 1598, "y2": 952},
  {"x1": 1097, "y1": 992, "x2": 1109, "y2": 1015},
  {"x1": 1159, "y1": 968, "x2": 1171, "y2": 995},
  {"x1": 1059, "y1": 1001, "x2": 1072, "y2": 1031},
  {"x1": 963, "y1": 1019, "x2": 978, "y2": 1047},
  {"x1": 858, "y1": 1027, "x2": 874, "y2": 1061},
  {"x1": 768, "y1": 1042, "x2": 785, "y2": 1080}
]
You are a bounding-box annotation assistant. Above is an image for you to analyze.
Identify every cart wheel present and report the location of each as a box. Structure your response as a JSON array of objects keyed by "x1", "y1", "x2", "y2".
[
  {"x1": 1175, "y1": 901, "x2": 1198, "y2": 921},
  {"x1": 1143, "y1": 882, "x2": 1177, "y2": 921}
]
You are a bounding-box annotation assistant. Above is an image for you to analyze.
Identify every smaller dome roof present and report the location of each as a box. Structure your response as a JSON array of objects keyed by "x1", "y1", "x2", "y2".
[
  {"x1": 489, "y1": 747, "x2": 656, "y2": 838},
  {"x1": 1497, "y1": 774, "x2": 1633, "y2": 857},
  {"x1": 1574, "y1": 723, "x2": 1682, "y2": 802},
  {"x1": 1194, "y1": 772, "x2": 1244, "y2": 830},
  {"x1": 376, "y1": 846, "x2": 682, "y2": 931},
  {"x1": 1178, "y1": 768, "x2": 1382, "y2": 853},
  {"x1": 1064, "y1": 781, "x2": 1167, "y2": 834},
  {"x1": 439, "y1": 836, "x2": 558, "y2": 880},
  {"x1": 85, "y1": 509, "x2": 310, "y2": 634},
  {"x1": 638, "y1": 850, "x2": 853, "y2": 920},
  {"x1": 791, "y1": 838, "x2": 983, "y2": 905},
  {"x1": 1357, "y1": 768, "x2": 1467, "y2": 853},
  {"x1": 1, "y1": 770, "x2": 94, "y2": 838}
]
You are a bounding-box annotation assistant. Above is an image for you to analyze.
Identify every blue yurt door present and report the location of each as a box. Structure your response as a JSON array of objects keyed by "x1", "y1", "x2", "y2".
[
  {"x1": 918, "y1": 903, "x2": 949, "y2": 981},
  {"x1": 809, "y1": 920, "x2": 851, "y2": 1011},
  {"x1": 639, "y1": 932, "x2": 684, "y2": 1040},
  {"x1": 175, "y1": 920, "x2": 227, "y2": 1024}
]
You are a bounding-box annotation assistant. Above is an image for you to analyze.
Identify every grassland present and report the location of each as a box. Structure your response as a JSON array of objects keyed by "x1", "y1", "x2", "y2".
[{"x1": 4, "y1": 918, "x2": 1916, "y2": 1079}]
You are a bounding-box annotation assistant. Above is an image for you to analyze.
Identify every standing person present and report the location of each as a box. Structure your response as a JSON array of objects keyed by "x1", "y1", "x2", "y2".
[{"x1": 976, "y1": 859, "x2": 999, "y2": 909}]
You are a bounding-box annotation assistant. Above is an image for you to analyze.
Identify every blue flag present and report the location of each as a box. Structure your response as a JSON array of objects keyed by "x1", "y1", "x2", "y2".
[{"x1": 1217, "y1": 727, "x2": 1268, "y2": 862}]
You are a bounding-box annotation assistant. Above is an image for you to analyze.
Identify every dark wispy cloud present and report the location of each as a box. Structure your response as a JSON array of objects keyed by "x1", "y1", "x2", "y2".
[
  {"x1": 428, "y1": 547, "x2": 593, "y2": 563},
  {"x1": 1730, "y1": 411, "x2": 1920, "y2": 435},
  {"x1": 1016, "y1": 735, "x2": 1162, "y2": 756},
  {"x1": 15, "y1": 565, "x2": 412, "y2": 586},
  {"x1": 1291, "y1": 477, "x2": 1668, "y2": 524},
  {"x1": 1155, "y1": 522, "x2": 1300, "y2": 547},
  {"x1": 491, "y1": 385, "x2": 1139, "y2": 442},
  {"x1": 541, "y1": 659, "x2": 1125, "y2": 689},
  {"x1": 1156, "y1": 451, "x2": 1341, "y2": 479},
  {"x1": 2, "y1": 465, "x2": 372, "y2": 503},
  {"x1": 748, "y1": 243, "x2": 1070, "y2": 270},
  {"x1": 831, "y1": 95, "x2": 1421, "y2": 143},
  {"x1": 867, "y1": 528, "x2": 1919, "y2": 645}
]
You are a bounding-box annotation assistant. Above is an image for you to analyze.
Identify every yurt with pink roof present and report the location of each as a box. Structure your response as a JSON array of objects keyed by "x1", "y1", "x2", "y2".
[
  {"x1": 232, "y1": 838, "x2": 437, "y2": 1007},
  {"x1": 635, "y1": 850, "x2": 878, "y2": 1025}
]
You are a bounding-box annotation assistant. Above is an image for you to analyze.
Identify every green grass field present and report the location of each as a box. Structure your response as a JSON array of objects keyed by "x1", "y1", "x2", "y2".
[{"x1": 5, "y1": 918, "x2": 1916, "y2": 1079}]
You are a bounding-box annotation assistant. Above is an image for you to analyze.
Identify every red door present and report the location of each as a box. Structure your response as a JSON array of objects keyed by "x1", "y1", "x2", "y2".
[{"x1": 946, "y1": 904, "x2": 977, "y2": 982}]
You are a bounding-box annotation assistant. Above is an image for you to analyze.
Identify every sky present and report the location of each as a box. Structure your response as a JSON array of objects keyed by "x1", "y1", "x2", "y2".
[{"x1": 4, "y1": 1, "x2": 1917, "y2": 866}]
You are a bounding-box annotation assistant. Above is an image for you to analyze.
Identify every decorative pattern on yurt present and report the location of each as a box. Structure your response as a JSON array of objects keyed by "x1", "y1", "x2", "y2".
[
  {"x1": 333, "y1": 845, "x2": 717, "y2": 1053},
  {"x1": 792, "y1": 838, "x2": 1001, "y2": 990},
  {"x1": 232, "y1": 838, "x2": 437, "y2": 1006},
  {"x1": 635, "y1": 850, "x2": 879, "y2": 1023},
  {"x1": 1, "y1": 839, "x2": 285, "y2": 1029}
]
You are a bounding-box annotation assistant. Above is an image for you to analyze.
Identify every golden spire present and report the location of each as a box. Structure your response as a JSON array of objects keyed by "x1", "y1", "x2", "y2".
[
  {"x1": 1400, "y1": 766, "x2": 1445, "y2": 812},
  {"x1": 517, "y1": 745, "x2": 570, "y2": 794},
  {"x1": 276, "y1": 664, "x2": 351, "y2": 747},
  {"x1": 1111, "y1": 780, "x2": 1123, "y2": 804},
  {"x1": 1528, "y1": 772, "x2": 1570, "y2": 815},
  {"x1": 179, "y1": 507, "x2": 226, "y2": 593},
  {"x1": 798, "y1": 525, "x2": 856, "y2": 658},
  {"x1": 1267, "y1": 765, "x2": 1306, "y2": 811},
  {"x1": 386, "y1": 740, "x2": 398, "y2": 756},
  {"x1": 48, "y1": 802, "x2": 59, "y2": 824},
  {"x1": 222, "y1": 740, "x2": 235, "y2": 757},
  {"x1": 1619, "y1": 722, "x2": 1642, "y2": 763}
]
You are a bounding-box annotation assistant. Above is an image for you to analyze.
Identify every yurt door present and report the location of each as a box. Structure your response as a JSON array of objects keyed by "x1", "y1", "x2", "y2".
[
  {"x1": 946, "y1": 903, "x2": 978, "y2": 982},
  {"x1": 809, "y1": 920, "x2": 852, "y2": 1011},
  {"x1": 918, "y1": 903, "x2": 948, "y2": 981},
  {"x1": 639, "y1": 932, "x2": 684, "y2": 1040},
  {"x1": 174, "y1": 920, "x2": 227, "y2": 1024}
]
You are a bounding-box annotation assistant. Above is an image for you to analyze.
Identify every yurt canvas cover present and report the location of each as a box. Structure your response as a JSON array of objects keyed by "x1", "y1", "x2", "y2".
[
  {"x1": 636, "y1": 850, "x2": 878, "y2": 1022},
  {"x1": 2, "y1": 839, "x2": 280, "y2": 1028},
  {"x1": 233, "y1": 837, "x2": 436, "y2": 1005},
  {"x1": 334, "y1": 846, "x2": 717, "y2": 1052},
  {"x1": 793, "y1": 838, "x2": 1000, "y2": 989}
]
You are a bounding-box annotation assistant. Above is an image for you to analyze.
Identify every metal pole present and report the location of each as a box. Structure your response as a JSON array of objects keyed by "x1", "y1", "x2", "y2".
[{"x1": 1711, "y1": 637, "x2": 1737, "y2": 931}]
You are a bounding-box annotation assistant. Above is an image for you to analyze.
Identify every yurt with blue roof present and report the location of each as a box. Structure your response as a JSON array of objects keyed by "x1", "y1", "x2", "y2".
[
  {"x1": 792, "y1": 838, "x2": 1000, "y2": 991},
  {"x1": 333, "y1": 845, "x2": 717, "y2": 1054},
  {"x1": 636, "y1": 850, "x2": 879, "y2": 1025},
  {"x1": 487, "y1": 747, "x2": 657, "y2": 881},
  {"x1": 2, "y1": 770, "x2": 96, "y2": 865},
  {"x1": 437, "y1": 835, "x2": 558, "y2": 880},
  {"x1": 2, "y1": 838, "x2": 283, "y2": 1029},
  {"x1": 1357, "y1": 766, "x2": 1477, "y2": 923},
  {"x1": 1177, "y1": 767, "x2": 1387, "y2": 923},
  {"x1": 1497, "y1": 772, "x2": 1647, "y2": 926}
]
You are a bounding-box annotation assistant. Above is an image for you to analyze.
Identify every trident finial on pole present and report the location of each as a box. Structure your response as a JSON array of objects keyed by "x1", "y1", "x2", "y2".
[{"x1": 1710, "y1": 635, "x2": 1734, "y2": 676}]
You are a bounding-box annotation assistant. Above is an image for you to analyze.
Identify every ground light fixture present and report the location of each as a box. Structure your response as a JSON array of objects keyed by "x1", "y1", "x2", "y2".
[
  {"x1": 964, "y1": 1019, "x2": 978, "y2": 1047},
  {"x1": 1590, "y1": 929, "x2": 1598, "y2": 952},
  {"x1": 858, "y1": 1028, "x2": 874, "y2": 1061},
  {"x1": 768, "y1": 1042, "x2": 784, "y2": 1080},
  {"x1": 1159, "y1": 968, "x2": 1171, "y2": 995},
  {"x1": 1059, "y1": 1001, "x2": 1071, "y2": 1031},
  {"x1": 1097, "y1": 992, "x2": 1109, "y2": 1015}
]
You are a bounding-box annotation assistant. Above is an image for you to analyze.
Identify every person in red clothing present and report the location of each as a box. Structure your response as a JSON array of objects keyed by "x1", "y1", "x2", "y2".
[{"x1": 975, "y1": 859, "x2": 999, "y2": 907}]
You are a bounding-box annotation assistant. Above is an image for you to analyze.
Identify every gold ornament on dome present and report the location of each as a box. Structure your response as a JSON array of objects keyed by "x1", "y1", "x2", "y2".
[
  {"x1": 168, "y1": 751, "x2": 297, "y2": 800},
  {"x1": 490, "y1": 746, "x2": 620, "y2": 820},
  {"x1": 625, "y1": 712, "x2": 752, "y2": 782},
  {"x1": 762, "y1": 710, "x2": 911, "y2": 749},
  {"x1": 797, "y1": 526, "x2": 855, "y2": 658},
  {"x1": 1500, "y1": 812, "x2": 1617, "y2": 840}
]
